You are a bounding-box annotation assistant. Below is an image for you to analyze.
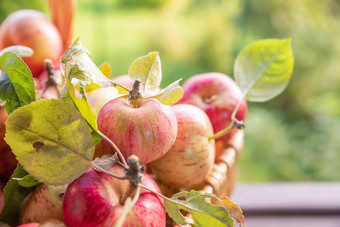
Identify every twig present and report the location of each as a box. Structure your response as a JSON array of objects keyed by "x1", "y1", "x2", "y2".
[
  {"x1": 97, "y1": 130, "x2": 127, "y2": 166},
  {"x1": 114, "y1": 186, "x2": 141, "y2": 227}
]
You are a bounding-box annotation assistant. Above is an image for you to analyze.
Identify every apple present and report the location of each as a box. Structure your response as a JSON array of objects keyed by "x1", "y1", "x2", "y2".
[
  {"x1": 0, "y1": 9, "x2": 63, "y2": 78},
  {"x1": 0, "y1": 105, "x2": 9, "y2": 150},
  {"x1": 177, "y1": 72, "x2": 247, "y2": 142},
  {"x1": 87, "y1": 87, "x2": 119, "y2": 116},
  {"x1": 19, "y1": 184, "x2": 67, "y2": 224},
  {"x1": 0, "y1": 147, "x2": 17, "y2": 181},
  {"x1": 150, "y1": 104, "x2": 215, "y2": 189},
  {"x1": 97, "y1": 96, "x2": 177, "y2": 164},
  {"x1": 87, "y1": 74, "x2": 135, "y2": 116},
  {"x1": 0, "y1": 106, "x2": 17, "y2": 180},
  {"x1": 63, "y1": 165, "x2": 166, "y2": 227}
]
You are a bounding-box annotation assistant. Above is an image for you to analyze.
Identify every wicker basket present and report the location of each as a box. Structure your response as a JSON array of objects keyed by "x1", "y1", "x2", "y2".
[{"x1": 157, "y1": 130, "x2": 244, "y2": 226}]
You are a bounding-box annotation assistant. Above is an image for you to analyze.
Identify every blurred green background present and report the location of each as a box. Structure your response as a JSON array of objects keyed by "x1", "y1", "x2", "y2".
[{"x1": 1, "y1": 0, "x2": 340, "y2": 182}]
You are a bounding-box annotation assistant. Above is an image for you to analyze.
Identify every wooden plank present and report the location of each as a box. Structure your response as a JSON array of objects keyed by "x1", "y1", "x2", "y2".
[
  {"x1": 230, "y1": 183, "x2": 340, "y2": 215},
  {"x1": 242, "y1": 215, "x2": 340, "y2": 227}
]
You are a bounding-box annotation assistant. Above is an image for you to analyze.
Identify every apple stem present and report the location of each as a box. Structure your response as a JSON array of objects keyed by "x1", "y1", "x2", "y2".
[
  {"x1": 128, "y1": 80, "x2": 142, "y2": 108},
  {"x1": 203, "y1": 95, "x2": 218, "y2": 104},
  {"x1": 208, "y1": 119, "x2": 245, "y2": 141},
  {"x1": 97, "y1": 130, "x2": 128, "y2": 166}
]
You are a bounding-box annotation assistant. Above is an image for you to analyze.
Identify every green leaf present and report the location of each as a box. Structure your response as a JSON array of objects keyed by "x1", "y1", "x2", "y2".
[
  {"x1": 128, "y1": 51, "x2": 162, "y2": 95},
  {"x1": 165, "y1": 190, "x2": 234, "y2": 227},
  {"x1": 63, "y1": 38, "x2": 115, "y2": 88},
  {"x1": 0, "y1": 164, "x2": 39, "y2": 226},
  {"x1": 234, "y1": 38, "x2": 294, "y2": 102},
  {"x1": 13, "y1": 175, "x2": 41, "y2": 188},
  {"x1": 5, "y1": 99, "x2": 94, "y2": 185},
  {"x1": 63, "y1": 72, "x2": 102, "y2": 145},
  {"x1": 148, "y1": 79, "x2": 183, "y2": 105},
  {"x1": 0, "y1": 52, "x2": 35, "y2": 114}
]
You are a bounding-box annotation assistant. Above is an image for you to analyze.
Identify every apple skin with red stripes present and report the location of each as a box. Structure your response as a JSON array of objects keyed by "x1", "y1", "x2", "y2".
[
  {"x1": 62, "y1": 165, "x2": 166, "y2": 227},
  {"x1": 150, "y1": 104, "x2": 215, "y2": 189},
  {"x1": 97, "y1": 97, "x2": 177, "y2": 164},
  {"x1": 177, "y1": 72, "x2": 247, "y2": 143}
]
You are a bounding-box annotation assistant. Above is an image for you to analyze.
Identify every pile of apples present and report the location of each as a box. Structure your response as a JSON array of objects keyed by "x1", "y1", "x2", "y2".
[{"x1": 0, "y1": 8, "x2": 247, "y2": 227}]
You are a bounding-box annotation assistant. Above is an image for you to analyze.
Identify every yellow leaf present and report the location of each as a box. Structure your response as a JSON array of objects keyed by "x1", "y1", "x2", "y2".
[
  {"x1": 148, "y1": 79, "x2": 183, "y2": 105},
  {"x1": 128, "y1": 51, "x2": 162, "y2": 95},
  {"x1": 98, "y1": 62, "x2": 112, "y2": 78},
  {"x1": 218, "y1": 197, "x2": 245, "y2": 227}
]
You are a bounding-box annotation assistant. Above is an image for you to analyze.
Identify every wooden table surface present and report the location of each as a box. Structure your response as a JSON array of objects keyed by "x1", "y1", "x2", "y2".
[{"x1": 230, "y1": 182, "x2": 340, "y2": 227}]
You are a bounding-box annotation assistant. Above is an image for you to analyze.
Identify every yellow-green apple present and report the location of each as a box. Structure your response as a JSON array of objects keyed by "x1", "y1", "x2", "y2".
[
  {"x1": 150, "y1": 104, "x2": 215, "y2": 189},
  {"x1": 97, "y1": 97, "x2": 177, "y2": 164},
  {"x1": 62, "y1": 165, "x2": 166, "y2": 227},
  {"x1": 0, "y1": 9, "x2": 63, "y2": 78},
  {"x1": 177, "y1": 73, "x2": 247, "y2": 142},
  {"x1": 19, "y1": 184, "x2": 67, "y2": 224}
]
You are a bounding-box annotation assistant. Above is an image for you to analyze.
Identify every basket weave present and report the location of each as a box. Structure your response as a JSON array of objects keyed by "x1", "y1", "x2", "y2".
[
  {"x1": 202, "y1": 129, "x2": 244, "y2": 197},
  {"x1": 161, "y1": 130, "x2": 244, "y2": 226}
]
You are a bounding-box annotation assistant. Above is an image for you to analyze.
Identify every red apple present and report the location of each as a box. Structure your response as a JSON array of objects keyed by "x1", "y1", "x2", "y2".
[
  {"x1": 19, "y1": 184, "x2": 67, "y2": 224},
  {"x1": 0, "y1": 9, "x2": 63, "y2": 78},
  {"x1": 150, "y1": 104, "x2": 215, "y2": 189},
  {"x1": 0, "y1": 147, "x2": 17, "y2": 181},
  {"x1": 0, "y1": 106, "x2": 17, "y2": 180},
  {"x1": 97, "y1": 97, "x2": 177, "y2": 164},
  {"x1": 0, "y1": 105, "x2": 9, "y2": 150},
  {"x1": 177, "y1": 72, "x2": 247, "y2": 142},
  {"x1": 63, "y1": 165, "x2": 166, "y2": 227}
]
